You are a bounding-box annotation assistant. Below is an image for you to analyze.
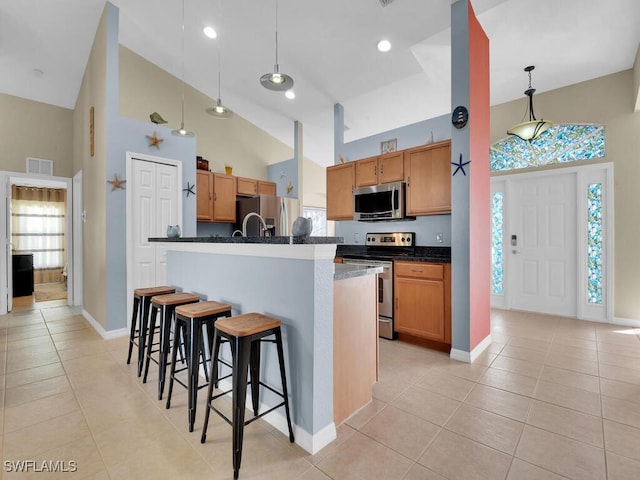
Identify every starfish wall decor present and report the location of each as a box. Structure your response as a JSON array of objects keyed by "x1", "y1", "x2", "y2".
[
  {"x1": 146, "y1": 131, "x2": 164, "y2": 149},
  {"x1": 451, "y1": 153, "x2": 471, "y2": 176},
  {"x1": 107, "y1": 174, "x2": 126, "y2": 191},
  {"x1": 183, "y1": 182, "x2": 195, "y2": 197}
]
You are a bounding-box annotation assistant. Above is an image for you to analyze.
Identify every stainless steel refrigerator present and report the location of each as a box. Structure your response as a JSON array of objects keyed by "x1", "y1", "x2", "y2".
[{"x1": 236, "y1": 195, "x2": 300, "y2": 237}]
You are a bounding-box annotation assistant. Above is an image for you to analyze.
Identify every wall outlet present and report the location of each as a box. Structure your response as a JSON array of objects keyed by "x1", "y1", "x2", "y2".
[{"x1": 436, "y1": 232, "x2": 444, "y2": 243}]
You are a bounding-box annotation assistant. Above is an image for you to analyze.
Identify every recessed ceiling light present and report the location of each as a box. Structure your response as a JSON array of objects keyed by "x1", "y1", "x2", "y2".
[
  {"x1": 285, "y1": 90, "x2": 295, "y2": 99},
  {"x1": 203, "y1": 26, "x2": 217, "y2": 39},
  {"x1": 377, "y1": 39, "x2": 391, "y2": 52}
]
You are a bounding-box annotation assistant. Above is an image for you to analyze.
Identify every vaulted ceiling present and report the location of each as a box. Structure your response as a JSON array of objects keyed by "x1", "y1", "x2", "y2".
[{"x1": 1, "y1": 0, "x2": 638, "y2": 165}]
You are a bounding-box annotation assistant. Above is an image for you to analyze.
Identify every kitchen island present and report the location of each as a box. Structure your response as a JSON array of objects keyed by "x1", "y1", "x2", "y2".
[{"x1": 150, "y1": 236, "x2": 379, "y2": 454}]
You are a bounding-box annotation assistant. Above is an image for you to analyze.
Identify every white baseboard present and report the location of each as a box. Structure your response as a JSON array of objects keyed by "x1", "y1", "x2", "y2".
[
  {"x1": 450, "y1": 333, "x2": 492, "y2": 364},
  {"x1": 612, "y1": 316, "x2": 640, "y2": 328},
  {"x1": 82, "y1": 309, "x2": 128, "y2": 340},
  {"x1": 217, "y1": 378, "x2": 336, "y2": 455}
]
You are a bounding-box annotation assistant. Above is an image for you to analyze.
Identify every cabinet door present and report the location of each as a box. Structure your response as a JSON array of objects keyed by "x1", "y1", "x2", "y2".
[
  {"x1": 258, "y1": 180, "x2": 276, "y2": 195},
  {"x1": 236, "y1": 177, "x2": 258, "y2": 197},
  {"x1": 379, "y1": 152, "x2": 404, "y2": 184},
  {"x1": 196, "y1": 170, "x2": 213, "y2": 221},
  {"x1": 394, "y1": 276, "x2": 445, "y2": 341},
  {"x1": 355, "y1": 156, "x2": 379, "y2": 187},
  {"x1": 212, "y1": 173, "x2": 236, "y2": 222},
  {"x1": 326, "y1": 163, "x2": 355, "y2": 220},
  {"x1": 405, "y1": 141, "x2": 451, "y2": 215}
]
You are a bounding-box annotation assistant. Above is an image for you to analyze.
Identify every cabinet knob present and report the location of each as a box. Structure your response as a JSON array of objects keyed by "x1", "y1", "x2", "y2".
[
  {"x1": 407, "y1": 176, "x2": 410, "y2": 187},
  {"x1": 214, "y1": 193, "x2": 217, "y2": 201},
  {"x1": 209, "y1": 193, "x2": 212, "y2": 200}
]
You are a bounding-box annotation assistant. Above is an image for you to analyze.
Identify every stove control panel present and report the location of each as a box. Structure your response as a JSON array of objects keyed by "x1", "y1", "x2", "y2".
[{"x1": 365, "y1": 232, "x2": 415, "y2": 247}]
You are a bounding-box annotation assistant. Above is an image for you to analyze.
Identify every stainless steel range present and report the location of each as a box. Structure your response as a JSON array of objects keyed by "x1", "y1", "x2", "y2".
[{"x1": 342, "y1": 232, "x2": 415, "y2": 340}]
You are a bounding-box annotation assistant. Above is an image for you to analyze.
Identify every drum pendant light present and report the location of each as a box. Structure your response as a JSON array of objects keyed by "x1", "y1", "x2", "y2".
[
  {"x1": 172, "y1": 0, "x2": 195, "y2": 137},
  {"x1": 260, "y1": 0, "x2": 294, "y2": 91},
  {"x1": 507, "y1": 66, "x2": 552, "y2": 142}
]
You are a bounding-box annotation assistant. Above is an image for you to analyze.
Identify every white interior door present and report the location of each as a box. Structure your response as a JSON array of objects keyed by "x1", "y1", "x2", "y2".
[
  {"x1": 131, "y1": 159, "x2": 178, "y2": 289},
  {"x1": 510, "y1": 173, "x2": 577, "y2": 317}
]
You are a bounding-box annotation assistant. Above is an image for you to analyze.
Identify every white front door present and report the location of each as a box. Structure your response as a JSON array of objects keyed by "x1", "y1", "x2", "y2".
[{"x1": 510, "y1": 173, "x2": 577, "y2": 317}]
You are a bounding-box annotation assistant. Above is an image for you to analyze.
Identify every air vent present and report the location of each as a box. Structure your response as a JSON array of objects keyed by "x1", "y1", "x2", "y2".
[
  {"x1": 379, "y1": 0, "x2": 395, "y2": 6},
  {"x1": 26, "y1": 157, "x2": 53, "y2": 176}
]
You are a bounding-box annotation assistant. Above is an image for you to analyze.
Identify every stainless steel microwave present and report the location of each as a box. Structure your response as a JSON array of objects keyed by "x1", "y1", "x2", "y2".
[{"x1": 353, "y1": 181, "x2": 406, "y2": 221}]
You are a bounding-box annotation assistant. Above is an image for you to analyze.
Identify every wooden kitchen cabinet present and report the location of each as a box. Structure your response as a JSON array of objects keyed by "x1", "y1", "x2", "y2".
[
  {"x1": 258, "y1": 180, "x2": 276, "y2": 195},
  {"x1": 326, "y1": 162, "x2": 355, "y2": 220},
  {"x1": 197, "y1": 171, "x2": 236, "y2": 222},
  {"x1": 236, "y1": 176, "x2": 258, "y2": 197},
  {"x1": 196, "y1": 170, "x2": 214, "y2": 221},
  {"x1": 404, "y1": 140, "x2": 451, "y2": 215},
  {"x1": 394, "y1": 261, "x2": 451, "y2": 344},
  {"x1": 236, "y1": 177, "x2": 276, "y2": 197},
  {"x1": 355, "y1": 152, "x2": 404, "y2": 187}
]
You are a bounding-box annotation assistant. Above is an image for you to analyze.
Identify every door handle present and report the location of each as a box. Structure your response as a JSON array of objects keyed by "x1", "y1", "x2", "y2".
[{"x1": 512, "y1": 249, "x2": 519, "y2": 254}]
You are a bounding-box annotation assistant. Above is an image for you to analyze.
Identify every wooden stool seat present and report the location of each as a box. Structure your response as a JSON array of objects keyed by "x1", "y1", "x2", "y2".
[
  {"x1": 134, "y1": 286, "x2": 175, "y2": 297},
  {"x1": 127, "y1": 286, "x2": 176, "y2": 376},
  {"x1": 152, "y1": 292, "x2": 200, "y2": 306},
  {"x1": 175, "y1": 300, "x2": 231, "y2": 319},
  {"x1": 214, "y1": 313, "x2": 281, "y2": 337},
  {"x1": 142, "y1": 292, "x2": 201, "y2": 399}
]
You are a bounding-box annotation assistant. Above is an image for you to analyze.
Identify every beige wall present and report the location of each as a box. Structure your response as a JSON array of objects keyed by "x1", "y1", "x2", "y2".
[
  {"x1": 634, "y1": 47, "x2": 640, "y2": 111},
  {"x1": 118, "y1": 47, "x2": 293, "y2": 179},
  {"x1": 0, "y1": 94, "x2": 73, "y2": 177},
  {"x1": 302, "y1": 158, "x2": 326, "y2": 208},
  {"x1": 72, "y1": 7, "x2": 109, "y2": 329},
  {"x1": 491, "y1": 70, "x2": 640, "y2": 320}
]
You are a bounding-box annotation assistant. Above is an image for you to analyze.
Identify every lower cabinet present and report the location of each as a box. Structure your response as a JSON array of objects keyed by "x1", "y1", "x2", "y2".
[{"x1": 394, "y1": 261, "x2": 451, "y2": 344}]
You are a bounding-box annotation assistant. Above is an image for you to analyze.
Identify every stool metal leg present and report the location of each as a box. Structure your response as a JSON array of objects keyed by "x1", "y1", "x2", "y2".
[
  {"x1": 249, "y1": 340, "x2": 261, "y2": 416},
  {"x1": 165, "y1": 319, "x2": 182, "y2": 410},
  {"x1": 200, "y1": 329, "x2": 220, "y2": 444},
  {"x1": 142, "y1": 304, "x2": 159, "y2": 383},
  {"x1": 275, "y1": 328, "x2": 295, "y2": 443},
  {"x1": 126, "y1": 296, "x2": 140, "y2": 364},
  {"x1": 157, "y1": 304, "x2": 174, "y2": 400},
  {"x1": 187, "y1": 317, "x2": 202, "y2": 432},
  {"x1": 137, "y1": 297, "x2": 152, "y2": 377},
  {"x1": 231, "y1": 335, "x2": 252, "y2": 480}
]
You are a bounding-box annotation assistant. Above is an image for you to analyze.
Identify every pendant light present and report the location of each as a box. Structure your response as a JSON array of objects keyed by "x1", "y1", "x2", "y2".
[
  {"x1": 260, "y1": 0, "x2": 294, "y2": 91},
  {"x1": 172, "y1": 0, "x2": 194, "y2": 137},
  {"x1": 206, "y1": 10, "x2": 233, "y2": 119},
  {"x1": 507, "y1": 65, "x2": 552, "y2": 142}
]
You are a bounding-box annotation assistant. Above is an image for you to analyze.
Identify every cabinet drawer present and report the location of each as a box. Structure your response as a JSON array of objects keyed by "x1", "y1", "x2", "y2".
[{"x1": 394, "y1": 261, "x2": 443, "y2": 279}]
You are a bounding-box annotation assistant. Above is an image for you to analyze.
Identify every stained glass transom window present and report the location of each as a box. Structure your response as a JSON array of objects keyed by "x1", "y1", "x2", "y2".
[
  {"x1": 587, "y1": 183, "x2": 603, "y2": 304},
  {"x1": 490, "y1": 124, "x2": 605, "y2": 172},
  {"x1": 491, "y1": 192, "x2": 504, "y2": 295}
]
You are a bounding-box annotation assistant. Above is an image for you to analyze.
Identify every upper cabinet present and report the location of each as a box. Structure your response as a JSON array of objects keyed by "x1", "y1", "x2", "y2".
[
  {"x1": 197, "y1": 171, "x2": 236, "y2": 223},
  {"x1": 355, "y1": 152, "x2": 404, "y2": 187},
  {"x1": 326, "y1": 140, "x2": 451, "y2": 221},
  {"x1": 405, "y1": 140, "x2": 451, "y2": 216},
  {"x1": 236, "y1": 176, "x2": 277, "y2": 197},
  {"x1": 326, "y1": 162, "x2": 355, "y2": 221}
]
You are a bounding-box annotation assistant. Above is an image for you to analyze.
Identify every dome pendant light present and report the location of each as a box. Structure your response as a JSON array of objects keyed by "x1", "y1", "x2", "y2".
[
  {"x1": 260, "y1": 0, "x2": 294, "y2": 91},
  {"x1": 507, "y1": 65, "x2": 552, "y2": 142},
  {"x1": 206, "y1": 28, "x2": 233, "y2": 119},
  {"x1": 172, "y1": 0, "x2": 194, "y2": 137}
]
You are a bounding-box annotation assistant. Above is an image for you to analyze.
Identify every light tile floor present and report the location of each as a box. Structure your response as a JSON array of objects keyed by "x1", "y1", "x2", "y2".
[{"x1": 1, "y1": 302, "x2": 640, "y2": 479}]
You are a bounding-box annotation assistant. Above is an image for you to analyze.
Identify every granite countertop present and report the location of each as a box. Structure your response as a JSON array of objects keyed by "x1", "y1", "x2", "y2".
[
  {"x1": 336, "y1": 245, "x2": 451, "y2": 263},
  {"x1": 150, "y1": 236, "x2": 344, "y2": 245},
  {"x1": 334, "y1": 264, "x2": 384, "y2": 281}
]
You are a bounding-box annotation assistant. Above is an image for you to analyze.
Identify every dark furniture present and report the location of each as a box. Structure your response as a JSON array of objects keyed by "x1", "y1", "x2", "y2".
[{"x1": 12, "y1": 253, "x2": 34, "y2": 297}]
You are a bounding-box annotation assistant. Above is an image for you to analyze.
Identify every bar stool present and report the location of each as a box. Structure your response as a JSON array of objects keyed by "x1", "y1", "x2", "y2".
[
  {"x1": 126, "y1": 286, "x2": 175, "y2": 377},
  {"x1": 142, "y1": 292, "x2": 201, "y2": 399},
  {"x1": 165, "y1": 300, "x2": 232, "y2": 432},
  {"x1": 201, "y1": 313, "x2": 294, "y2": 479}
]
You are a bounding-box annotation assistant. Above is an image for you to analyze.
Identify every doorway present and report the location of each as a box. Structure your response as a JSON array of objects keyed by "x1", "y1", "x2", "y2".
[{"x1": 491, "y1": 163, "x2": 613, "y2": 322}]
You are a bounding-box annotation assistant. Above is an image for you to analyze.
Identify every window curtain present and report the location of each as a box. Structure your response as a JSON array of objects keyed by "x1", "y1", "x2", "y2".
[{"x1": 11, "y1": 185, "x2": 66, "y2": 269}]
